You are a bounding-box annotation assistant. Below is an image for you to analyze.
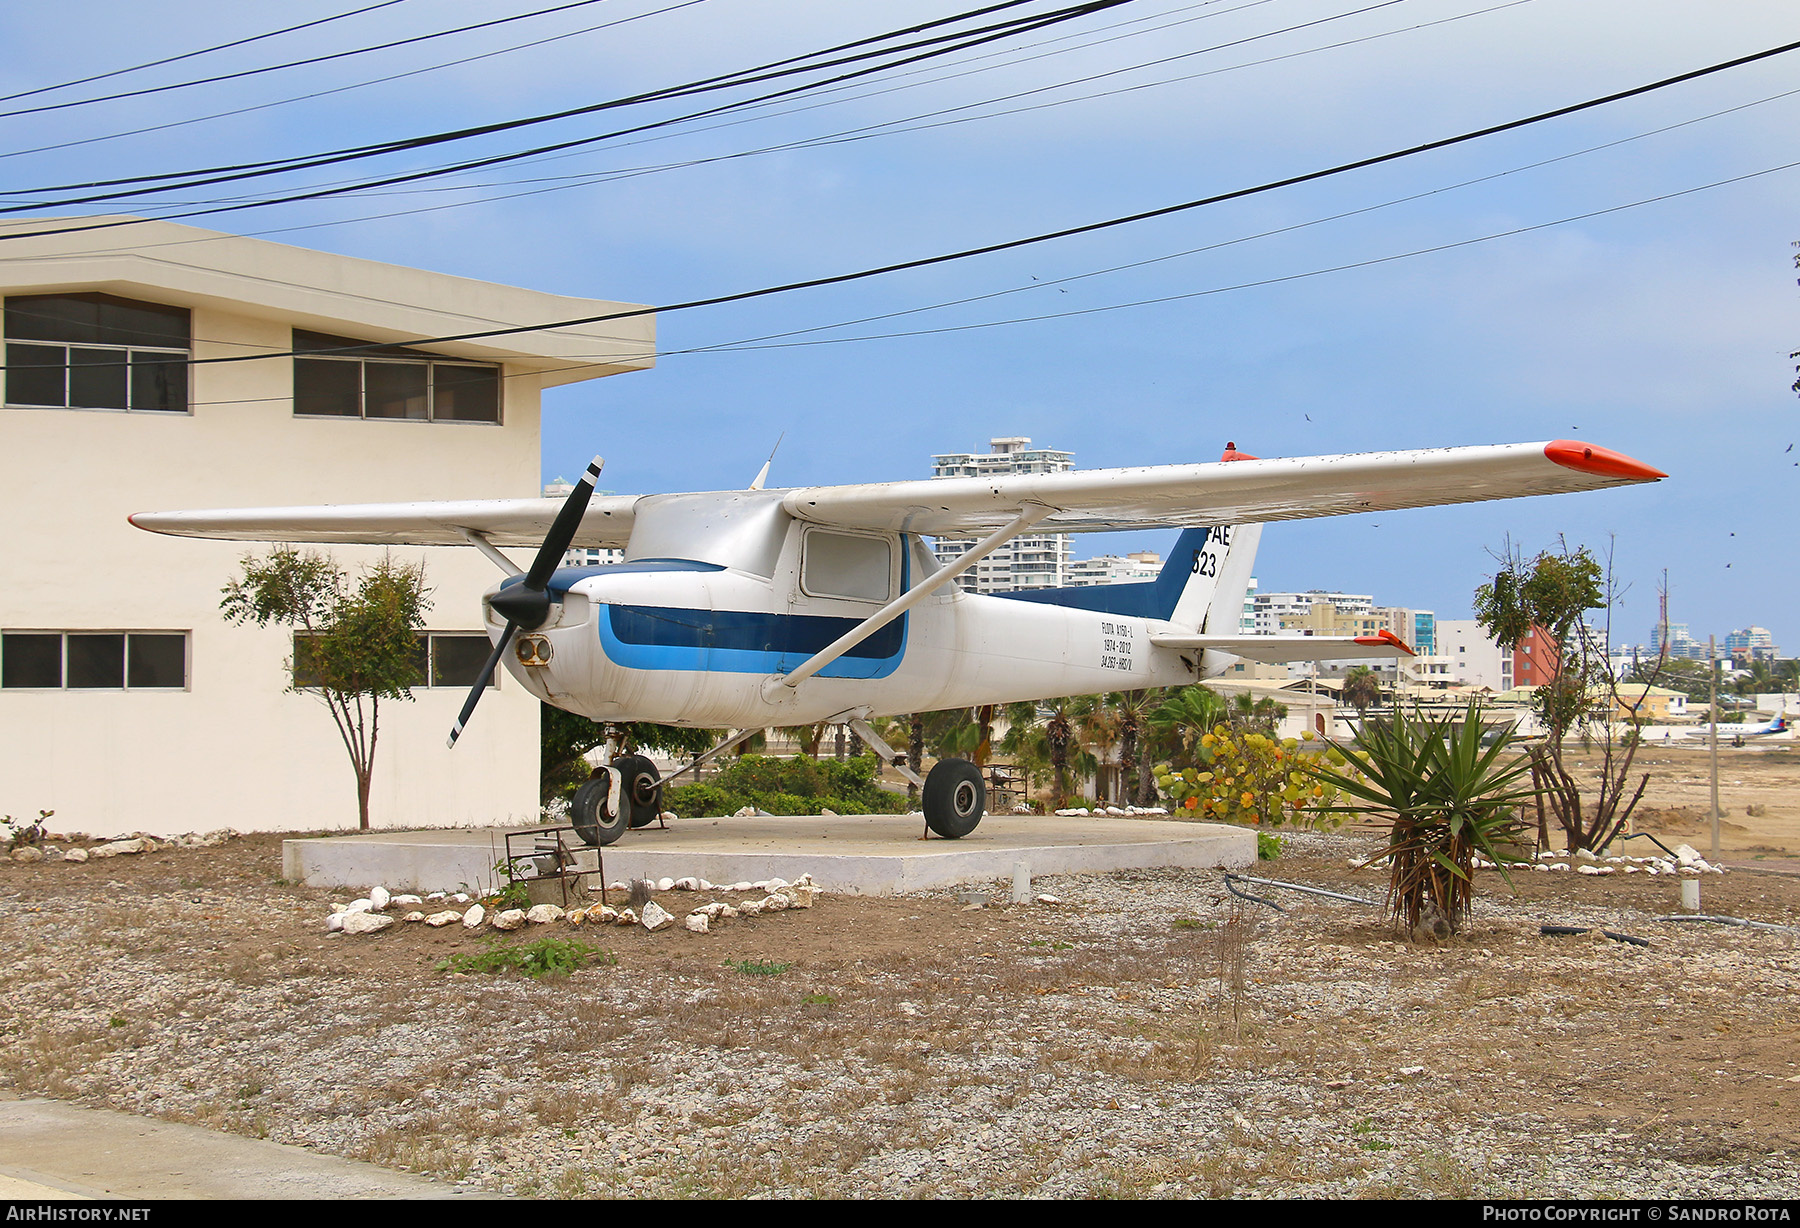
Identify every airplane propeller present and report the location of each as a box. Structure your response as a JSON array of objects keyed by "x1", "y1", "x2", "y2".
[{"x1": 447, "y1": 455, "x2": 603, "y2": 748}]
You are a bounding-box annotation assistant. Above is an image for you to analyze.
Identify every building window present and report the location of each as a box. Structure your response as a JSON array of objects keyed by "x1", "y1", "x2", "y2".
[
  {"x1": 0, "y1": 631, "x2": 188, "y2": 689},
  {"x1": 292, "y1": 330, "x2": 500, "y2": 423},
  {"x1": 291, "y1": 632, "x2": 496, "y2": 689},
  {"x1": 3, "y1": 293, "x2": 190, "y2": 413}
]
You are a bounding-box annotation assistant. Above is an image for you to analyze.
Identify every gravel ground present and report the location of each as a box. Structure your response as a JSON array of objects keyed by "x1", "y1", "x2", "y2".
[{"x1": 2, "y1": 827, "x2": 1797, "y2": 1199}]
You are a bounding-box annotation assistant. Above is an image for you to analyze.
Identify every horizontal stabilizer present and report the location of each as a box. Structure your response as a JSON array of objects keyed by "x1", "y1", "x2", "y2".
[{"x1": 1151, "y1": 629, "x2": 1414, "y2": 663}]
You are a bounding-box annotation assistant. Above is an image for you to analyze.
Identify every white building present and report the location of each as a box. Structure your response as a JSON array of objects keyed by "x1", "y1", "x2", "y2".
[
  {"x1": 1, "y1": 217, "x2": 654, "y2": 837},
  {"x1": 929, "y1": 438, "x2": 1075, "y2": 591},
  {"x1": 546, "y1": 479, "x2": 627, "y2": 568},
  {"x1": 1434, "y1": 619, "x2": 1513, "y2": 690},
  {"x1": 1065, "y1": 551, "x2": 1161, "y2": 586},
  {"x1": 1249, "y1": 590, "x2": 1375, "y2": 635}
]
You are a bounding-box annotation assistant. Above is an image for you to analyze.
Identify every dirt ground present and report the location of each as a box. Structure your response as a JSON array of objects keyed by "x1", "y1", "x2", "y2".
[{"x1": 2, "y1": 753, "x2": 1798, "y2": 1198}]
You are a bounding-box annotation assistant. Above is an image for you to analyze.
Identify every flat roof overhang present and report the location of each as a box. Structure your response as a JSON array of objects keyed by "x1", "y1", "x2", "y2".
[{"x1": 0, "y1": 216, "x2": 653, "y2": 386}]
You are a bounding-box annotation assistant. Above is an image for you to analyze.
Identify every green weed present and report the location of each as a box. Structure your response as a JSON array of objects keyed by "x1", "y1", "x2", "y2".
[
  {"x1": 439, "y1": 936, "x2": 614, "y2": 979},
  {"x1": 726, "y1": 959, "x2": 791, "y2": 976}
]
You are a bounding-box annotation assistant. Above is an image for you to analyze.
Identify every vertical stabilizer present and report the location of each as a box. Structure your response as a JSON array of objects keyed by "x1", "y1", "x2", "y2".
[{"x1": 1166, "y1": 521, "x2": 1261, "y2": 632}]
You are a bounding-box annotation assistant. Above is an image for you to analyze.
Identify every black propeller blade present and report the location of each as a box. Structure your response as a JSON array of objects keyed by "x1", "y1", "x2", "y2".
[{"x1": 447, "y1": 455, "x2": 602, "y2": 749}]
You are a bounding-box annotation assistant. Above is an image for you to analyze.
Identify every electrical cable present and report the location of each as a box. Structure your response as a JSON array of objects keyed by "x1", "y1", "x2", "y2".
[
  {"x1": 93, "y1": 0, "x2": 1440, "y2": 213},
  {"x1": 0, "y1": 0, "x2": 620, "y2": 121},
  {"x1": 44, "y1": 33, "x2": 1783, "y2": 363},
  {"x1": 0, "y1": 1, "x2": 414, "y2": 105},
  {"x1": 3, "y1": 0, "x2": 1068, "y2": 197},
  {"x1": 0, "y1": 0, "x2": 714, "y2": 166},
  {"x1": 0, "y1": 1, "x2": 1145, "y2": 235}
]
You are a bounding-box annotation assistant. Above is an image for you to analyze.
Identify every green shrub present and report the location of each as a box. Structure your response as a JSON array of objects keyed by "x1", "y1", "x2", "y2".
[
  {"x1": 439, "y1": 936, "x2": 615, "y2": 979},
  {"x1": 664, "y1": 754, "x2": 907, "y2": 817}
]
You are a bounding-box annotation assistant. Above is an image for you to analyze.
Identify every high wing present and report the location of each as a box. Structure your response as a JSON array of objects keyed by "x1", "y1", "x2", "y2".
[
  {"x1": 782, "y1": 440, "x2": 1663, "y2": 535},
  {"x1": 130, "y1": 493, "x2": 640, "y2": 549},
  {"x1": 129, "y1": 440, "x2": 1661, "y2": 548}
]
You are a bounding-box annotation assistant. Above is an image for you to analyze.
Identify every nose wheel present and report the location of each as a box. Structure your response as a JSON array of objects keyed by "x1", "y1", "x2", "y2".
[{"x1": 570, "y1": 755, "x2": 663, "y2": 847}]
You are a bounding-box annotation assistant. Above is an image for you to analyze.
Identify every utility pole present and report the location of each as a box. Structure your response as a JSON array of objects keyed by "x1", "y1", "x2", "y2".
[{"x1": 1709, "y1": 635, "x2": 1721, "y2": 858}]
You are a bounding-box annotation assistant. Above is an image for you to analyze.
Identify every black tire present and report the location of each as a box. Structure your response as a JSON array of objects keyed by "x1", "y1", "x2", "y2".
[
  {"x1": 571, "y1": 775, "x2": 629, "y2": 847},
  {"x1": 615, "y1": 754, "x2": 663, "y2": 829},
  {"x1": 923, "y1": 758, "x2": 985, "y2": 839}
]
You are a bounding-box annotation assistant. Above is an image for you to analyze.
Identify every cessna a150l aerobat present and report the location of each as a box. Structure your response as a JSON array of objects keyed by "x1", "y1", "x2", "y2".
[{"x1": 133, "y1": 439, "x2": 1664, "y2": 844}]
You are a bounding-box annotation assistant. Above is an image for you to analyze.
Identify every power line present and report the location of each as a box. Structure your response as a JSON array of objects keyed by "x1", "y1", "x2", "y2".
[
  {"x1": 10, "y1": 36, "x2": 1795, "y2": 376},
  {"x1": 0, "y1": 1, "x2": 1143, "y2": 235},
  {"x1": 0, "y1": 0, "x2": 713, "y2": 166},
  {"x1": 0, "y1": 0, "x2": 413, "y2": 105},
  {"x1": 3, "y1": 0, "x2": 1063, "y2": 197},
  {"x1": 0, "y1": 0, "x2": 619, "y2": 121}
]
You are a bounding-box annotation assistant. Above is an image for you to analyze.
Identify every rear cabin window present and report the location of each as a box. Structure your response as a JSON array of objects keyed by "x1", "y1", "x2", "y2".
[{"x1": 801, "y1": 531, "x2": 894, "y2": 603}]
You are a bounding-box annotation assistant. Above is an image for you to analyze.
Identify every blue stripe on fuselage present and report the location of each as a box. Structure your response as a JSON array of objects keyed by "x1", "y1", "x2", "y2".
[
  {"x1": 591, "y1": 545, "x2": 911, "y2": 678},
  {"x1": 993, "y1": 527, "x2": 1210, "y2": 620}
]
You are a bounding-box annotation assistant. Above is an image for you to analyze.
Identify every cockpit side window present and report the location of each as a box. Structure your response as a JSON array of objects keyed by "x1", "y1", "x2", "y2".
[{"x1": 801, "y1": 530, "x2": 894, "y2": 603}]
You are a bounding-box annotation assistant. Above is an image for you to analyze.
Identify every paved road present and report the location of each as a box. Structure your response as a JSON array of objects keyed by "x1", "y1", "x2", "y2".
[{"x1": 0, "y1": 1095, "x2": 481, "y2": 1200}]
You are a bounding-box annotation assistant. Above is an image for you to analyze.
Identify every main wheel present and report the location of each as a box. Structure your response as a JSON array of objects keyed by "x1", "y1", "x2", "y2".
[
  {"x1": 571, "y1": 772, "x2": 629, "y2": 847},
  {"x1": 615, "y1": 754, "x2": 663, "y2": 829},
  {"x1": 923, "y1": 758, "x2": 985, "y2": 839}
]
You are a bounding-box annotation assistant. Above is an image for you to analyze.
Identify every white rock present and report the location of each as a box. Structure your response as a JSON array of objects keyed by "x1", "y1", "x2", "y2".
[
  {"x1": 641, "y1": 901, "x2": 674, "y2": 930},
  {"x1": 345, "y1": 898, "x2": 373, "y2": 915},
  {"x1": 392, "y1": 894, "x2": 422, "y2": 907},
  {"x1": 1106, "y1": 807, "x2": 1125, "y2": 816},
  {"x1": 425, "y1": 910, "x2": 462, "y2": 927},
  {"x1": 567, "y1": 907, "x2": 588, "y2": 924},
  {"x1": 616, "y1": 907, "x2": 638, "y2": 926},
  {"x1": 1035, "y1": 894, "x2": 1062, "y2": 904},
  {"x1": 718, "y1": 903, "x2": 740, "y2": 920},
  {"x1": 656, "y1": 877, "x2": 676, "y2": 892},
  {"x1": 369, "y1": 886, "x2": 391, "y2": 911},
  {"x1": 462, "y1": 903, "x2": 485, "y2": 929},
  {"x1": 729, "y1": 882, "x2": 754, "y2": 893},
  {"x1": 1574, "y1": 848, "x2": 1598, "y2": 863},
  {"x1": 1398, "y1": 1065, "x2": 1426, "y2": 1077},
  {"x1": 10, "y1": 847, "x2": 43, "y2": 863},
  {"x1": 788, "y1": 885, "x2": 817, "y2": 910},
  {"x1": 820, "y1": 807, "x2": 838, "y2": 817},
  {"x1": 595, "y1": 906, "x2": 619, "y2": 923},
  {"x1": 492, "y1": 908, "x2": 527, "y2": 930},
  {"x1": 697, "y1": 880, "x2": 715, "y2": 891},
  {"x1": 674, "y1": 877, "x2": 700, "y2": 891},
  {"x1": 324, "y1": 912, "x2": 345, "y2": 933},
  {"x1": 92, "y1": 838, "x2": 147, "y2": 857},
  {"x1": 426, "y1": 891, "x2": 446, "y2": 900},
  {"x1": 733, "y1": 806, "x2": 757, "y2": 818},
  {"x1": 450, "y1": 893, "x2": 471, "y2": 904},
  {"x1": 63, "y1": 848, "x2": 88, "y2": 863},
  {"x1": 738, "y1": 899, "x2": 764, "y2": 917},
  {"x1": 1532, "y1": 863, "x2": 1550, "y2": 872},
  {"x1": 341, "y1": 912, "x2": 394, "y2": 936},
  {"x1": 658, "y1": 811, "x2": 677, "y2": 823},
  {"x1": 685, "y1": 913, "x2": 710, "y2": 933},
  {"x1": 760, "y1": 894, "x2": 790, "y2": 912},
  {"x1": 526, "y1": 904, "x2": 566, "y2": 924},
  {"x1": 1675, "y1": 843, "x2": 1702, "y2": 865}
]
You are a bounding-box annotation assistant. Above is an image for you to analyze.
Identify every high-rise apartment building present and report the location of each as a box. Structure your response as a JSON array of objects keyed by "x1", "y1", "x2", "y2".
[{"x1": 930, "y1": 437, "x2": 1074, "y2": 592}]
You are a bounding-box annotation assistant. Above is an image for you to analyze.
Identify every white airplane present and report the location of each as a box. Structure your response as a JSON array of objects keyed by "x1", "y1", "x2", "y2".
[{"x1": 132, "y1": 438, "x2": 1663, "y2": 844}]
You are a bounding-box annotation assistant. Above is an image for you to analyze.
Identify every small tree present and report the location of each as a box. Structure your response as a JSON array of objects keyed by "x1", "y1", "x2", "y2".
[
  {"x1": 1341, "y1": 666, "x2": 1382, "y2": 725},
  {"x1": 1472, "y1": 538, "x2": 1658, "y2": 852},
  {"x1": 221, "y1": 547, "x2": 429, "y2": 830},
  {"x1": 1305, "y1": 702, "x2": 1533, "y2": 935}
]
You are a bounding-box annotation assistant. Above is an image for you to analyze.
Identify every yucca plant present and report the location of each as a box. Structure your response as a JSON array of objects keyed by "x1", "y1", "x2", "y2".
[{"x1": 1302, "y1": 701, "x2": 1534, "y2": 934}]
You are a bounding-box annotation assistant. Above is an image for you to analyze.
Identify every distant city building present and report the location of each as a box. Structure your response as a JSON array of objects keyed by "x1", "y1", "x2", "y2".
[
  {"x1": 929, "y1": 438, "x2": 1074, "y2": 592},
  {"x1": 1374, "y1": 606, "x2": 1436, "y2": 656},
  {"x1": 1066, "y1": 551, "x2": 1162, "y2": 586},
  {"x1": 1249, "y1": 590, "x2": 1374, "y2": 636},
  {"x1": 1726, "y1": 626, "x2": 1779, "y2": 664},
  {"x1": 1435, "y1": 619, "x2": 1513, "y2": 690},
  {"x1": 1650, "y1": 619, "x2": 1707, "y2": 661},
  {"x1": 546, "y1": 478, "x2": 625, "y2": 568}
]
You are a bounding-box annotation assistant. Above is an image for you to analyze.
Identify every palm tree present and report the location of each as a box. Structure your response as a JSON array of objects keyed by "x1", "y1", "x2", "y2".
[
  {"x1": 1044, "y1": 699, "x2": 1075, "y2": 807},
  {"x1": 1342, "y1": 667, "x2": 1383, "y2": 726},
  {"x1": 1110, "y1": 688, "x2": 1164, "y2": 806},
  {"x1": 1148, "y1": 685, "x2": 1231, "y2": 765},
  {"x1": 1073, "y1": 693, "x2": 1122, "y2": 801}
]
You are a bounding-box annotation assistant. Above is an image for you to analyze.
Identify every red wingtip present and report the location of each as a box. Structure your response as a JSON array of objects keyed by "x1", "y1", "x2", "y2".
[
  {"x1": 1353, "y1": 629, "x2": 1415, "y2": 656},
  {"x1": 1544, "y1": 440, "x2": 1666, "y2": 481}
]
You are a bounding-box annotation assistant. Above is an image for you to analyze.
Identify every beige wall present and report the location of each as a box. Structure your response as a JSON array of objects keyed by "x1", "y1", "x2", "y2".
[{"x1": 2, "y1": 304, "x2": 549, "y2": 837}]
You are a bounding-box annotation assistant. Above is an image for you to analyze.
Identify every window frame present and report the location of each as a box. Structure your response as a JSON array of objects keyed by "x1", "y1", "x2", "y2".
[
  {"x1": 0, "y1": 631, "x2": 190, "y2": 691},
  {"x1": 3, "y1": 293, "x2": 192, "y2": 415},
  {"x1": 799, "y1": 527, "x2": 898, "y2": 604},
  {"x1": 291, "y1": 330, "x2": 501, "y2": 425},
  {"x1": 290, "y1": 631, "x2": 497, "y2": 690}
]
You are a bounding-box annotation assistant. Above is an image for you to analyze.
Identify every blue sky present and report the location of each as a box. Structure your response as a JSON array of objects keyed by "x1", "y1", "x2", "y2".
[{"x1": 6, "y1": 0, "x2": 1796, "y2": 649}]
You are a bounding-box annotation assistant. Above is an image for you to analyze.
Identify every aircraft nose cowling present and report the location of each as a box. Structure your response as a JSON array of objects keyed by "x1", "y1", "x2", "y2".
[{"x1": 490, "y1": 582, "x2": 551, "y2": 629}]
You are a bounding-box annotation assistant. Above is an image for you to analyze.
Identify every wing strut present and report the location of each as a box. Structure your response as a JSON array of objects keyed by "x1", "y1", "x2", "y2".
[{"x1": 760, "y1": 504, "x2": 1052, "y2": 700}]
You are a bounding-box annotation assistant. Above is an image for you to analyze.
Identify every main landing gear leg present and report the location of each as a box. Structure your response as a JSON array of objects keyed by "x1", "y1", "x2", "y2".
[{"x1": 836, "y1": 711, "x2": 982, "y2": 840}]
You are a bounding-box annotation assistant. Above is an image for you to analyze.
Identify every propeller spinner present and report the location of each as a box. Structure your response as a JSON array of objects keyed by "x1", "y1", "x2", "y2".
[{"x1": 447, "y1": 455, "x2": 603, "y2": 748}]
